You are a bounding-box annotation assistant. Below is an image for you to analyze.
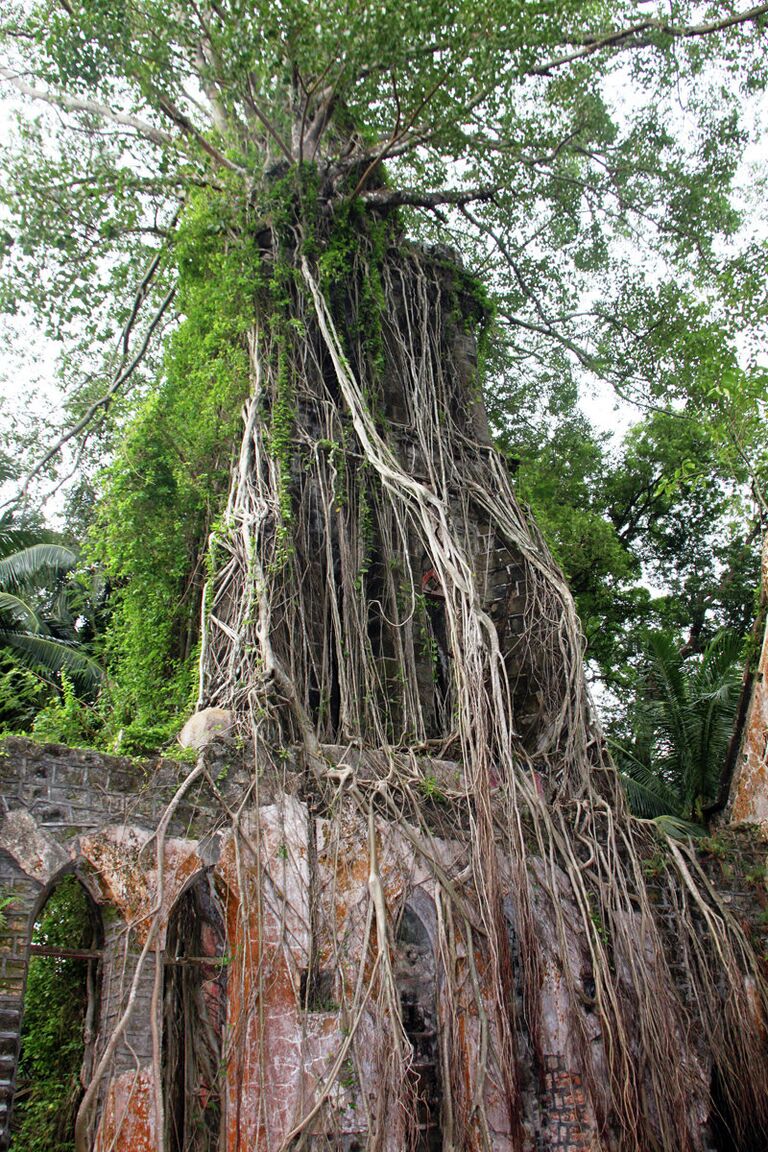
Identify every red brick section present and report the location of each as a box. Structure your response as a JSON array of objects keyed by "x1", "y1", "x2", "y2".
[{"x1": 541, "y1": 1056, "x2": 593, "y2": 1152}]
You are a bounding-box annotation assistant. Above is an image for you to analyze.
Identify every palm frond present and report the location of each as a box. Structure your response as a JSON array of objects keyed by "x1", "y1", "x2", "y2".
[
  {"x1": 0, "y1": 525, "x2": 56, "y2": 557},
  {"x1": 2, "y1": 631, "x2": 103, "y2": 688},
  {"x1": 617, "y1": 628, "x2": 743, "y2": 823},
  {"x1": 620, "y1": 775, "x2": 677, "y2": 819},
  {"x1": 0, "y1": 543, "x2": 78, "y2": 591},
  {"x1": 648, "y1": 814, "x2": 706, "y2": 839},
  {"x1": 0, "y1": 592, "x2": 45, "y2": 632},
  {"x1": 611, "y1": 739, "x2": 682, "y2": 818},
  {"x1": 695, "y1": 631, "x2": 743, "y2": 690},
  {"x1": 646, "y1": 631, "x2": 692, "y2": 773}
]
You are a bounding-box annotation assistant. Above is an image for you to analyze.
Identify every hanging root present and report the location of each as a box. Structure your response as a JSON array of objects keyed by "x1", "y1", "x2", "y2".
[{"x1": 197, "y1": 201, "x2": 768, "y2": 1150}]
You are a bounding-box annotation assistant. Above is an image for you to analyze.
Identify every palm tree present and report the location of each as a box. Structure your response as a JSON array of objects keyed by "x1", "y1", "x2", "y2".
[
  {"x1": 613, "y1": 630, "x2": 742, "y2": 825},
  {"x1": 0, "y1": 508, "x2": 102, "y2": 689}
]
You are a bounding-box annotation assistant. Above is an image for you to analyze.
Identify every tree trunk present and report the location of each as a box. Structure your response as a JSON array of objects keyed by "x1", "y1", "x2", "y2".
[{"x1": 723, "y1": 533, "x2": 768, "y2": 826}]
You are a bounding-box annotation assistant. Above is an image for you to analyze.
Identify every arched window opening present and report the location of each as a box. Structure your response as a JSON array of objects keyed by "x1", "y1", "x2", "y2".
[
  {"x1": 394, "y1": 905, "x2": 442, "y2": 1151},
  {"x1": 11, "y1": 872, "x2": 101, "y2": 1152},
  {"x1": 163, "y1": 871, "x2": 227, "y2": 1152}
]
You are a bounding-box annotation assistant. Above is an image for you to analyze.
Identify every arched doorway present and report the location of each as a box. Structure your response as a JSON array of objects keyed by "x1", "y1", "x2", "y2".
[
  {"x1": 162, "y1": 870, "x2": 227, "y2": 1152},
  {"x1": 11, "y1": 872, "x2": 102, "y2": 1152},
  {"x1": 394, "y1": 903, "x2": 442, "y2": 1151}
]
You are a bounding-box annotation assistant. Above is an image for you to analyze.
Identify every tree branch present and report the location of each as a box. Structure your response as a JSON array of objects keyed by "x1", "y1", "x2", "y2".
[
  {"x1": 0, "y1": 67, "x2": 247, "y2": 177},
  {"x1": 351, "y1": 67, "x2": 452, "y2": 198},
  {"x1": 498, "y1": 308, "x2": 602, "y2": 373},
  {"x1": 360, "y1": 184, "x2": 497, "y2": 208},
  {"x1": 6, "y1": 240, "x2": 179, "y2": 508},
  {"x1": 350, "y1": 69, "x2": 403, "y2": 197},
  {"x1": 155, "y1": 94, "x2": 245, "y2": 174},
  {"x1": 532, "y1": 3, "x2": 768, "y2": 75},
  {"x1": 0, "y1": 67, "x2": 177, "y2": 148},
  {"x1": 243, "y1": 72, "x2": 294, "y2": 163}
]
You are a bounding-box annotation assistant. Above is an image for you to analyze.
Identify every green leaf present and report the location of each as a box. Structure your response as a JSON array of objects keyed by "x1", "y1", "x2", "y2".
[
  {"x1": 2, "y1": 631, "x2": 102, "y2": 688},
  {"x1": 0, "y1": 544, "x2": 77, "y2": 591}
]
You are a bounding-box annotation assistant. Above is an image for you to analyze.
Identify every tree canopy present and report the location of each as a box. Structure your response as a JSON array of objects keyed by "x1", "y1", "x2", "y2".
[
  {"x1": 2, "y1": 1, "x2": 767, "y2": 425},
  {"x1": 1, "y1": 1, "x2": 767, "y2": 737}
]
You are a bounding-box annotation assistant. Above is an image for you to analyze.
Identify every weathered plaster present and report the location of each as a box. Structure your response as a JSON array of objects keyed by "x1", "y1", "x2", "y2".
[
  {"x1": 94, "y1": 1069, "x2": 156, "y2": 1152},
  {"x1": 2, "y1": 738, "x2": 767, "y2": 1151},
  {"x1": 0, "y1": 807, "x2": 68, "y2": 885},
  {"x1": 728, "y1": 537, "x2": 768, "y2": 830}
]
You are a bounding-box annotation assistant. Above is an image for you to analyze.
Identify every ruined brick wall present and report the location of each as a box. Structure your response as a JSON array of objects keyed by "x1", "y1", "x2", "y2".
[
  {"x1": 1, "y1": 736, "x2": 765, "y2": 1152},
  {"x1": 0, "y1": 737, "x2": 239, "y2": 1150},
  {"x1": 0, "y1": 736, "x2": 628, "y2": 1152}
]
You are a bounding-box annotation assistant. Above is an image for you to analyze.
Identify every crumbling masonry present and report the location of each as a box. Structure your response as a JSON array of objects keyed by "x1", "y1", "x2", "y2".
[
  {"x1": 0, "y1": 735, "x2": 766, "y2": 1151},
  {"x1": 0, "y1": 737, "x2": 597, "y2": 1150}
]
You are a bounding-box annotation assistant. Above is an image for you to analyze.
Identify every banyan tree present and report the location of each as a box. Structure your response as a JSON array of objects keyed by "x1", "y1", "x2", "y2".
[
  {"x1": 187, "y1": 177, "x2": 768, "y2": 1152},
  {"x1": 1, "y1": 3, "x2": 768, "y2": 1150}
]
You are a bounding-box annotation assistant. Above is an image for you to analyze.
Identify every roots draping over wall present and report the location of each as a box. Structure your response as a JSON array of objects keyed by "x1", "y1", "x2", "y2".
[{"x1": 195, "y1": 202, "x2": 767, "y2": 1151}]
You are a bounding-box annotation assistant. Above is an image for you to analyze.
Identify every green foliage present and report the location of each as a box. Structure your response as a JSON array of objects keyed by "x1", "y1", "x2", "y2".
[
  {"x1": 12, "y1": 876, "x2": 96, "y2": 1152},
  {"x1": 744, "y1": 864, "x2": 767, "y2": 887},
  {"x1": 30, "y1": 674, "x2": 101, "y2": 748},
  {"x1": 507, "y1": 407, "x2": 644, "y2": 677},
  {"x1": 269, "y1": 340, "x2": 296, "y2": 566},
  {"x1": 0, "y1": 892, "x2": 15, "y2": 930},
  {"x1": 605, "y1": 412, "x2": 762, "y2": 643},
  {"x1": 501, "y1": 387, "x2": 763, "y2": 698},
  {"x1": 1, "y1": 0, "x2": 767, "y2": 751},
  {"x1": 0, "y1": 659, "x2": 52, "y2": 731},
  {"x1": 0, "y1": 478, "x2": 102, "y2": 732},
  {"x1": 2, "y1": 1, "x2": 765, "y2": 424},
  {"x1": 587, "y1": 896, "x2": 609, "y2": 945},
  {"x1": 614, "y1": 630, "x2": 742, "y2": 823},
  {"x1": 419, "y1": 773, "x2": 446, "y2": 803},
  {"x1": 90, "y1": 189, "x2": 256, "y2": 746}
]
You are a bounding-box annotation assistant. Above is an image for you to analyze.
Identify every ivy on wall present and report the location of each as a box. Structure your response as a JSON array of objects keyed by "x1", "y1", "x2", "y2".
[{"x1": 85, "y1": 190, "x2": 259, "y2": 751}]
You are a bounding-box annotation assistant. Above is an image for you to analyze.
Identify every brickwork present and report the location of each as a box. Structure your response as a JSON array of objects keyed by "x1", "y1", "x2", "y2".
[
  {"x1": 644, "y1": 826, "x2": 768, "y2": 989},
  {"x1": 0, "y1": 736, "x2": 765, "y2": 1151},
  {"x1": 0, "y1": 736, "x2": 235, "y2": 1150},
  {"x1": 539, "y1": 1058, "x2": 592, "y2": 1152},
  {"x1": 0, "y1": 850, "x2": 37, "y2": 1139},
  {"x1": 0, "y1": 736, "x2": 234, "y2": 835},
  {"x1": 100, "y1": 935, "x2": 158, "y2": 1071},
  {"x1": 696, "y1": 828, "x2": 768, "y2": 964}
]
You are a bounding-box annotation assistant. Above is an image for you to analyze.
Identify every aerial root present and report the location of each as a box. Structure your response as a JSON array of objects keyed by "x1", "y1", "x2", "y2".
[{"x1": 192, "y1": 231, "x2": 767, "y2": 1149}]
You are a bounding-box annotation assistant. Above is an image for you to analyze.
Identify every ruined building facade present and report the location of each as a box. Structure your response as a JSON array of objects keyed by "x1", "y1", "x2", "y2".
[{"x1": 1, "y1": 732, "x2": 766, "y2": 1151}]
